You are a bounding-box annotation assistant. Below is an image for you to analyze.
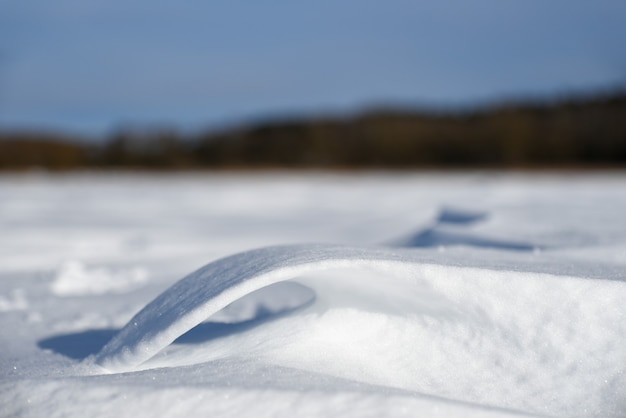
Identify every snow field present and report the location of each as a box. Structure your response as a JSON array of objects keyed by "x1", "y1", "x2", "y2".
[{"x1": 1, "y1": 172, "x2": 625, "y2": 417}]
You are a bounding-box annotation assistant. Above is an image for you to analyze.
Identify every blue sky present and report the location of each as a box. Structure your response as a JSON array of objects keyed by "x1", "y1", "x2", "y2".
[{"x1": 1, "y1": 0, "x2": 625, "y2": 137}]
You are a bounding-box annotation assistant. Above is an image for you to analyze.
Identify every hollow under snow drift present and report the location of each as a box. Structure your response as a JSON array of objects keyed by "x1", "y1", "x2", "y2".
[{"x1": 90, "y1": 244, "x2": 626, "y2": 417}]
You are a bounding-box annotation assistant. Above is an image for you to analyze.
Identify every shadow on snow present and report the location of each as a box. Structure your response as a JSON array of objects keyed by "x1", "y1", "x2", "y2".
[
  {"x1": 38, "y1": 304, "x2": 308, "y2": 360},
  {"x1": 39, "y1": 207, "x2": 538, "y2": 361},
  {"x1": 392, "y1": 207, "x2": 539, "y2": 252}
]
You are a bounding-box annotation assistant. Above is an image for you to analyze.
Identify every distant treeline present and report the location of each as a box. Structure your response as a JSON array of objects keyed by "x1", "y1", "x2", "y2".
[{"x1": 2, "y1": 91, "x2": 626, "y2": 170}]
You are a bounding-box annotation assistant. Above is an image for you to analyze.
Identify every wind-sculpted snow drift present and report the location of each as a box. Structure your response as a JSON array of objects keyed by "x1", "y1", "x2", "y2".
[
  {"x1": 91, "y1": 244, "x2": 626, "y2": 417},
  {"x1": 4, "y1": 174, "x2": 626, "y2": 418}
]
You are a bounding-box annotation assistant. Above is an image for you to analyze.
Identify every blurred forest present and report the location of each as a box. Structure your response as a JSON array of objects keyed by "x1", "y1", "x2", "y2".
[{"x1": 1, "y1": 91, "x2": 626, "y2": 170}]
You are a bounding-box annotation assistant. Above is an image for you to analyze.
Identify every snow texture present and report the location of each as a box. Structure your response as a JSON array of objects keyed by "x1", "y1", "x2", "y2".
[
  {"x1": 1, "y1": 172, "x2": 625, "y2": 418},
  {"x1": 90, "y1": 243, "x2": 625, "y2": 417}
]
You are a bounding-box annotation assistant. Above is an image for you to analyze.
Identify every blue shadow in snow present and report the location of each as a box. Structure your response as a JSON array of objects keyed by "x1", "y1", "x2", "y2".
[
  {"x1": 394, "y1": 208, "x2": 539, "y2": 252},
  {"x1": 38, "y1": 329, "x2": 119, "y2": 360},
  {"x1": 436, "y1": 208, "x2": 488, "y2": 225},
  {"x1": 38, "y1": 304, "x2": 310, "y2": 360},
  {"x1": 398, "y1": 229, "x2": 538, "y2": 251}
]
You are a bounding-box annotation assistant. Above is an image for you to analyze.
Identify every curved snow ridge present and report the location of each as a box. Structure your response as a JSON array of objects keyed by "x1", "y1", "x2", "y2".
[
  {"x1": 93, "y1": 244, "x2": 624, "y2": 372},
  {"x1": 89, "y1": 243, "x2": 626, "y2": 415},
  {"x1": 92, "y1": 245, "x2": 410, "y2": 371}
]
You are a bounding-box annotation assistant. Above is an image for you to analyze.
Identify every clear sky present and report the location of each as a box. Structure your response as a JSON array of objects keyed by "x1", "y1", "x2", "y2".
[{"x1": 1, "y1": 0, "x2": 625, "y2": 137}]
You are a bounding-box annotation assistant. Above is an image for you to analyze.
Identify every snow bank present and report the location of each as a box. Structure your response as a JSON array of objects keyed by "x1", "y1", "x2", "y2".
[{"x1": 92, "y1": 244, "x2": 626, "y2": 417}]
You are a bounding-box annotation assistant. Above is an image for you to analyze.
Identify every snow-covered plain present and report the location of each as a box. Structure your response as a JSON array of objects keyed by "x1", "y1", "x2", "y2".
[{"x1": 0, "y1": 172, "x2": 625, "y2": 417}]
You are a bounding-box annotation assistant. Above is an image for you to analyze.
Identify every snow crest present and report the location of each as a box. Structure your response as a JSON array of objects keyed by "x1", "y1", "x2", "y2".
[{"x1": 92, "y1": 244, "x2": 626, "y2": 417}]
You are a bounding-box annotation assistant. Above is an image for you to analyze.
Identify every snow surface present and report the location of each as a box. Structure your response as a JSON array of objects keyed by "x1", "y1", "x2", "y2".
[{"x1": 1, "y1": 172, "x2": 625, "y2": 417}]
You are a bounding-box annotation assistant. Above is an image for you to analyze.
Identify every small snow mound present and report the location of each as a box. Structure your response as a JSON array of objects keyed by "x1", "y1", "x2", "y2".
[
  {"x1": 52, "y1": 261, "x2": 148, "y2": 296},
  {"x1": 0, "y1": 289, "x2": 28, "y2": 311}
]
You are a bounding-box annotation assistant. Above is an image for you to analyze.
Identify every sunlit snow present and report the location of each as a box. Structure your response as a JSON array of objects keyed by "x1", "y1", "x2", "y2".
[{"x1": 1, "y1": 172, "x2": 625, "y2": 417}]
